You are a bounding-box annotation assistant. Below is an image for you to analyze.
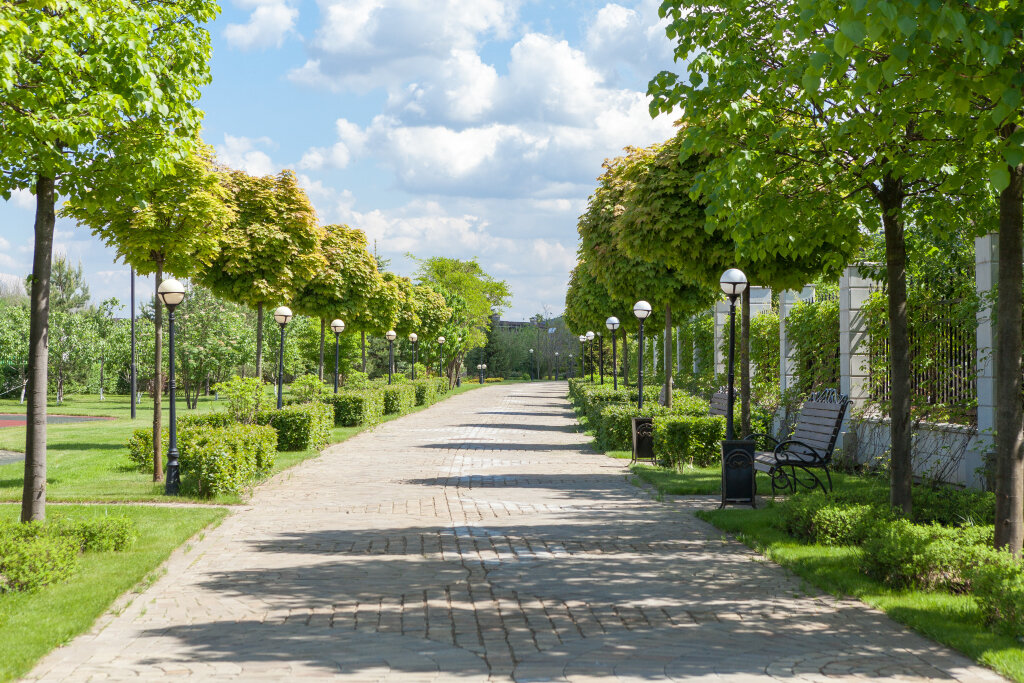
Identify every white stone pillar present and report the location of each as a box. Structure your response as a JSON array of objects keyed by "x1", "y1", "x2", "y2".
[
  {"x1": 676, "y1": 326, "x2": 681, "y2": 373},
  {"x1": 839, "y1": 266, "x2": 875, "y2": 410},
  {"x1": 778, "y1": 290, "x2": 799, "y2": 395},
  {"x1": 714, "y1": 301, "x2": 730, "y2": 375},
  {"x1": 693, "y1": 315, "x2": 702, "y2": 375},
  {"x1": 973, "y1": 233, "x2": 998, "y2": 489}
]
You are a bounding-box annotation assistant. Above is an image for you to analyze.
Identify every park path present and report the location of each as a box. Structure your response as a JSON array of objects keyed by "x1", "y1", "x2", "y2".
[{"x1": 27, "y1": 382, "x2": 1001, "y2": 682}]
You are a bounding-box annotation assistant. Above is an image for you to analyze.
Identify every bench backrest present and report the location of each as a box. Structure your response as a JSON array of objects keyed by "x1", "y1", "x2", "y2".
[
  {"x1": 709, "y1": 387, "x2": 728, "y2": 417},
  {"x1": 790, "y1": 388, "x2": 850, "y2": 461}
]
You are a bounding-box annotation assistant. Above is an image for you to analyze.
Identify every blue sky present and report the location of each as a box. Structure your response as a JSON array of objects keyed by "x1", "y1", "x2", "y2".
[{"x1": 0, "y1": 0, "x2": 679, "y2": 320}]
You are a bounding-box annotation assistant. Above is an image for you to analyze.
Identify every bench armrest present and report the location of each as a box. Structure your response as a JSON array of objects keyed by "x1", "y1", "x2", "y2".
[{"x1": 773, "y1": 439, "x2": 826, "y2": 465}]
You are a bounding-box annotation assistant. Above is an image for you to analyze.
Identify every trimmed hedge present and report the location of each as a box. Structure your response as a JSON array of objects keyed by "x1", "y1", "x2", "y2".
[
  {"x1": 972, "y1": 548, "x2": 1024, "y2": 637},
  {"x1": 484, "y1": 377, "x2": 504, "y2": 383},
  {"x1": 259, "y1": 402, "x2": 331, "y2": 451},
  {"x1": 125, "y1": 412, "x2": 239, "y2": 472},
  {"x1": 861, "y1": 519, "x2": 992, "y2": 591},
  {"x1": 412, "y1": 379, "x2": 438, "y2": 406},
  {"x1": 382, "y1": 384, "x2": 416, "y2": 415},
  {"x1": 0, "y1": 533, "x2": 78, "y2": 593},
  {"x1": 179, "y1": 424, "x2": 278, "y2": 497},
  {"x1": 48, "y1": 516, "x2": 138, "y2": 553},
  {"x1": 652, "y1": 414, "x2": 725, "y2": 467},
  {"x1": 595, "y1": 403, "x2": 674, "y2": 452},
  {"x1": 324, "y1": 390, "x2": 385, "y2": 427}
]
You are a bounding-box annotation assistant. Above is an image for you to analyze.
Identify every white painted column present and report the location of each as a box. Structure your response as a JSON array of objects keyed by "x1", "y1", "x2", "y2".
[
  {"x1": 972, "y1": 233, "x2": 998, "y2": 489},
  {"x1": 778, "y1": 290, "x2": 799, "y2": 395},
  {"x1": 714, "y1": 301, "x2": 730, "y2": 375},
  {"x1": 839, "y1": 266, "x2": 875, "y2": 409}
]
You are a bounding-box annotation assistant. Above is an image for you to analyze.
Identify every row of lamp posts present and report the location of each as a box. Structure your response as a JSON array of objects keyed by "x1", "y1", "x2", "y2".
[{"x1": 156, "y1": 280, "x2": 453, "y2": 496}]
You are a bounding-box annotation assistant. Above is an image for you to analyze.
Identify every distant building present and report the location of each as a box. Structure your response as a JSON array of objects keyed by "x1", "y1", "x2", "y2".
[{"x1": 490, "y1": 313, "x2": 534, "y2": 333}]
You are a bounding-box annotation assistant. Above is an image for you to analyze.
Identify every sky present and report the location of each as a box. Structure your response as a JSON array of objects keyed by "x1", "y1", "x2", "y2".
[{"x1": 0, "y1": 0, "x2": 680, "y2": 320}]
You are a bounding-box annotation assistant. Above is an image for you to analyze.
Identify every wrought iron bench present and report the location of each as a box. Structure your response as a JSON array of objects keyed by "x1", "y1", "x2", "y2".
[
  {"x1": 747, "y1": 388, "x2": 850, "y2": 496},
  {"x1": 709, "y1": 387, "x2": 728, "y2": 417}
]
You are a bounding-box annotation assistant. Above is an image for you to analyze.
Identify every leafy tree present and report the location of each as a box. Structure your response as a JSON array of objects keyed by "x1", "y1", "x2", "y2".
[
  {"x1": 64, "y1": 140, "x2": 234, "y2": 482},
  {"x1": 0, "y1": 300, "x2": 30, "y2": 400},
  {"x1": 0, "y1": 0, "x2": 219, "y2": 520},
  {"x1": 564, "y1": 262, "x2": 637, "y2": 386},
  {"x1": 648, "y1": 0, "x2": 983, "y2": 514},
  {"x1": 201, "y1": 169, "x2": 326, "y2": 380},
  {"x1": 292, "y1": 224, "x2": 381, "y2": 379},
  {"x1": 88, "y1": 298, "x2": 122, "y2": 400},
  {"x1": 27, "y1": 255, "x2": 90, "y2": 313},
  {"x1": 174, "y1": 284, "x2": 250, "y2": 408},
  {"x1": 47, "y1": 310, "x2": 96, "y2": 403}
]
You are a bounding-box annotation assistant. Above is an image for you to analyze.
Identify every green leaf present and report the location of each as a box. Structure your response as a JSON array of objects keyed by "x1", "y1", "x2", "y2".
[
  {"x1": 833, "y1": 31, "x2": 852, "y2": 57},
  {"x1": 839, "y1": 20, "x2": 866, "y2": 44},
  {"x1": 897, "y1": 15, "x2": 916, "y2": 37},
  {"x1": 990, "y1": 165, "x2": 1010, "y2": 192}
]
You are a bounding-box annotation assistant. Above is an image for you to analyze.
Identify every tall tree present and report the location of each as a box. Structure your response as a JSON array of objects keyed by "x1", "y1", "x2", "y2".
[
  {"x1": 201, "y1": 169, "x2": 325, "y2": 379},
  {"x1": 649, "y1": 0, "x2": 977, "y2": 514},
  {"x1": 292, "y1": 224, "x2": 382, "y2": 380},
  {"x1": 0, "y1": 0, "x2": 219, "y2": 520},
  {"x1": 28, "y1": 256, "x2": 90, "y2": 313},
  {"x1": 64, "y1": 140, "x2": 233, "y2": 482}
]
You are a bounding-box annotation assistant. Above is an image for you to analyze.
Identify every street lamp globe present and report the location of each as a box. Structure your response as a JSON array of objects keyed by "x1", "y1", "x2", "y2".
[
  {"x1": 157, "y1": 278, "x2": 186, "y2": 309},
  {"x1": 482, "y1": 364, "x2": 487, "y2": 370},
  {"x1": 330, "y1": 319, "x2": 345, "y2": 334},
  {"x1": 438, "y1": 336, "x2": 446, "y2": 344},
  {"x1": 529, "y1": 348, "x2": 533, "y2": 353},
  {"x1": 586, "y1": 331, "x2": 595, "y2": 341},
  {"x1": 409, "y1": 332, "x2": 418, "y2": 343},
  {"x1": 720, "y1": 268, "x2": 748, "y2": 298},
  {"x1": 273, "y1": 306, "x2": 293, "y2": 325},
  {"x1": 579, "y1": 334, "x2": 586, "y2": 343},
  {"x1": 385, "y1": 330, "x2": 397, "y2": 341},
  {"x1": 606, "y1": 316, "x2": 620, "y2": 331},
  {"x1": 633, "y1": 300, "x2": 652, "y2": 320}
]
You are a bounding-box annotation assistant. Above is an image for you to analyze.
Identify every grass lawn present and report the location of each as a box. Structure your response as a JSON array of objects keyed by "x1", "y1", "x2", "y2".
[
  {"x1": 0, "y1": 504, "x2": 227, "y2": 682},
  {"x1": 0, "y1": 380, "x2": 527, "y2": 503},
  {"x1": 700, "y1": 504, "x2": 1024, "y2": 682}
]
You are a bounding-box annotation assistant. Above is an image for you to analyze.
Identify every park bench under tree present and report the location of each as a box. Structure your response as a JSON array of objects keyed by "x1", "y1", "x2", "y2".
[{"x1": 710, "y1": 386, "x2": 849, "y2": 496}]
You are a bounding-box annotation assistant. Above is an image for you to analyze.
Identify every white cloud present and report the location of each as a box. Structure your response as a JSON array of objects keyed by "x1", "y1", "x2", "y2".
[
  {"x1": 289, "y1": 0, "x2": 517, "y2": 92},
  {"x1": 214, "y1": 134, "x2": 278, "y2": 176},
  {"x1": 224, "y1": 0, "x2": 298, "y2": 50},
  {"x1": 10, "y1": 188, "x2": 34, "y2": 210},
  {"x1": 583, "y1": 0, "x2": 676, "y2": 86}
]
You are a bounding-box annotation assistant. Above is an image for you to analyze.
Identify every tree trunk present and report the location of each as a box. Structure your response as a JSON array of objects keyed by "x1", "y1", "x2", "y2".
[
  {"x1": 741, "y1": 288, "x2": 751, "y2": 436},
  {"x1": 663, "y1": 305, "x2": 673, "y2": 407},
  {"x1": 255, "y1": 302, "x2": 264, "y2": 380},
  {"x1": 21, "y1": 173, "x2": 55, "y2": 523},
  {"x1": 318, "y1": 318, "x2": 326, "y2": 380},
  {"x1": 361, "y1": 331, "x2": 367, "y2": 373},
  {"x1": 99, "y1": 354, "x2": 105, "y2": 400},
  {"x1": 995, "y1": 156, "x2": 1024, "y2": 552},
  {"x1": 879, "y1": 175, "x2": 912, "y2": 515},
  {"x1": 152, "y1": 259, "x2": 164, "y2": 483}
]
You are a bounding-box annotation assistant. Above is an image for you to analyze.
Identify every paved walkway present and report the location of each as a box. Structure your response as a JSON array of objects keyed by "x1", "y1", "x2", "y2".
[{"x1": 28, "y1": 383, "x2": 1001, "y2": 681}]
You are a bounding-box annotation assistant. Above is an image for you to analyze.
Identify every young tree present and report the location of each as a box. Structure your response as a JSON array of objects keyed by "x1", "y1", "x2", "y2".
[
  {"x1": 64, "y1": 140, "x2": 233, "y2": 482},
  {"x1": 291, "y1": 224, "x2": 381, "y2": 380},
  {"x1": 174, "y1": 284, "x2": 249, "y2": 407},
  {"x1": 28, "y1": 255, "x2": 90, "y2": 313},
  {"x1": 201, "y1": 169, "x2": 326, "y2": 379},
  {"x1": 88, "y1": 298, "x2": 122, "y2": 400},
  {"x1": 0, "y1": 0, "x2": 219, "y2": 520}
]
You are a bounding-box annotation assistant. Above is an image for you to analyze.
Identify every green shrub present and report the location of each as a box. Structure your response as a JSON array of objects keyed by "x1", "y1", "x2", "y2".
[
  {"x1": 912, "y1": 486, "x2": 996, "y2": 526},
  {"x1": 434, "y1": 377, "x2": 450, "y2": 395},
  {"x1": 972, "y1": 548, "x2": 1024, "y2": 637},
  {"x1": 811, "y1": 504, "x2": 883, "y2": 546},
  {"x1": 776, "y1": 492, "x2": 831, "y2": 541},
  {"x1": 861, "y1": 518, "x2": 991, "y2": 590},
  {"x1": 595, "y1": 402, "x2": 673, "y2": 452},
  {"x1": 179, "y1": 412, "x2": 236, "y2": 429},
  {"x1": 259, "y1": 402, "x2": 331, "y2": 451},
  {"x1": 325, "y1": 390, "x2": 385, "y2": 427},
  {"x1": 382, "y1": 384, "x2": 416, "y2": 415},
  {"x1": 213, "y1": 375, "x2": 267, "y2": 424},
  {"x1": 291, "y1": 374, "x2": 329, "y2": 403},
  {"x1": 0, "y1": 531, "x2": 79, "y2": 593},
  {"x1": 653, "y1": 414, "x2": 725, "y2": 467},
  {"x1": 413, "y1": 380, "x2": 438, "y2": 406},
  {"x1": 126, "y1": 427, "x2": 166, "y2": 472},
  {"x1": 179, "y1": 424, "x2": 278, "y2": 497},
  {"x1": 49, "y1": 516, "x2": 138, "y2": 553},
  {"x1": 484, "y1": 376, "x2": 504, "y2": 383}
]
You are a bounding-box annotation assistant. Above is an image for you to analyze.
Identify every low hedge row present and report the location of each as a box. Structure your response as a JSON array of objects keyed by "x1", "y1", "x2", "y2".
[
  {"x1": 324, "y1": 390, "x2": 385, "y2": 427},
  {"x1": 258, "y1": 402, "x2": 332, "y2": 451},
  {"x1": 414, "y1": 380, "x2": 437, "y2": 406},
  {"x1": 652, "y1": 414, "x2": 726, "y2": 468},
  {"x1": 774, "y1": 491, "x2": 1023, "y2": 637},
  {"x1": 180, "y1": 424, "x2": 278, "y2": 497},
  {"x1": 382, "y1": 384, "x2": 416, "y2": 415},
  {"x1": 0, "y1": 516, "x2": 137, "y2": 593}
]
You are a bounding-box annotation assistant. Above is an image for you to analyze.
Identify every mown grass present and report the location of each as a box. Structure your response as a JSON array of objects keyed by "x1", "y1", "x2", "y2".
[
  {"x1": 0, "y1": 504, "x2": 227, "y2": 682},
  {"x1": 0, "y1": 380, "x2": 527, "y2": 503},
  {"x1": 700, "y1": 504, "x2": 1024, "y2": 682}
]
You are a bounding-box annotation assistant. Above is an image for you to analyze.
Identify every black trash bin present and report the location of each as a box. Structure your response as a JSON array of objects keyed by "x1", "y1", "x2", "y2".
[
  {"x1": 721, "y1": 439, "x2": 756, "y2": 508},
  {"x1": 631, "y1": 417, "x2": 655, "y2": 464}
]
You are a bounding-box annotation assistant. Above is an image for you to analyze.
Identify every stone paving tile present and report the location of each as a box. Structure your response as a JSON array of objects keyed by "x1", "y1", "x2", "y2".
[{"x1": 26, "y1": 382, "x2": 1004, "y2": 682}]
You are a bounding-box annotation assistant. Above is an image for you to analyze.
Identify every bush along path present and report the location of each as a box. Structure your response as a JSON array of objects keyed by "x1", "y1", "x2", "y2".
[
  {"x1": 25, "y1": 382, "x2": 999, "y2": 681},
  {"x1": 567, "y1": 377, "x2": 1022, "y2": 681}
]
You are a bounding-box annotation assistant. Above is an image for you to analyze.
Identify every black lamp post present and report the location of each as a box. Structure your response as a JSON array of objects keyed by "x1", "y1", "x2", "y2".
[
  {"x1": 529, "y1": 348, "x2": 534, "y2": 380},
  {"x1": 130, "y1": 268, "x2": 136, "y2": 419},
  {"x1": 331, "y1": 319, "x2": 345, "y2": 393},
  {"x1": 409, "y1": 332, "x2": 418, "y2": 379},
  {"x1": 598, "y1": 332, "x2": 604, "y2": 384},
  {"x1": 157, "y1": 278, "x2": 186, "y2": 495},
  {"x1": 554, "y1": 352, "x2": 559, "y2": 380},
  {"x1": 569, "y1": 353, "x2": 574, "y2": 378},
  {"x1": 586, "y1": 330, "x2": 595, "y2": 382},
  {"x1": 274, "y1": 306, "x2": 292, "y2": 409},
  {"x1": 606, "y1": 316, "x2": 620, "y2": 390},
  {"x1": 578, "y1": 335, "x2": 586, "y2": 379},
  {"x1": 633, "y1": 300, "x2": 652, "y2": 410},
  {"x1": 720, "y1": 268, "x2": 748, "y2": 439},
  {"x1": 438, "y1": 336, "x2": 446, "y2": 378},
  {"x1": 385, "y1": 330, "x2": 397, "y2": 384}
]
